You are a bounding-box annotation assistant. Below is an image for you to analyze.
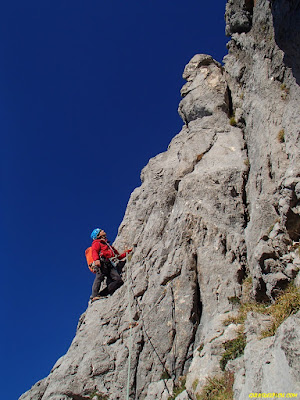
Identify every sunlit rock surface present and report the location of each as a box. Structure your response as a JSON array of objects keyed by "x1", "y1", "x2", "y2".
[{"x1": 20, "y1": 0, "x2": 300, "y2": 399}]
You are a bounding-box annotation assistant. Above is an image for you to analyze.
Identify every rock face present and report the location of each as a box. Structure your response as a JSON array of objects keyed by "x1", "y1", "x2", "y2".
[
  {"x1": 224, "y1": 0, "x2": 300, "y2": 304},
  {"x1": 20, "y1": 0, "x2": 300, "y2": 399},
  {"x1": 233, "y1": 312, "x2": 300, "y2": 398}
]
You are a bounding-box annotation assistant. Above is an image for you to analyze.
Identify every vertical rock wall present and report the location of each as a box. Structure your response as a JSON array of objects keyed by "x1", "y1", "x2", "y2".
[
  {"x1": 225, "y1": 0, "x2": 300, "y2": 300},
  {"x1": 20, "y1": 1, "x2": 300, "y2": 399}
]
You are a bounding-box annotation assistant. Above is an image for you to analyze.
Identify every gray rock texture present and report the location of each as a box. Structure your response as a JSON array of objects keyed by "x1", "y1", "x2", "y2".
[
  {"x1": 234, "y1": 311, "x2": 300, "y2": 399},
  {"x1": 20, "y1": 0, "x2": 300, "y2": 399},
  {"x1": 224, "y1": 0, "x2": 300, "y2": 303}
]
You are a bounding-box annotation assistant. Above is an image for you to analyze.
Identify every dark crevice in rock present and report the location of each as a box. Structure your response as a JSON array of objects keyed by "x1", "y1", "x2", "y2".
[
  {"x1": 238, "y1": 244, "x2": 248, "y2": 276},
  {"x1": 238, "y1": 113, "x2": 250, "y2": 229},
  {"x1": 182, "y1": 288, "x2": 202, "y2": 375},
  {"x1": 241, "y1": 170, "x2": 250, "y2": 228},
  {"x1": 170, "y1": 284, "x2": 177, "y2": 378},
  {"x1": 267, "y1": 154, "x2": 275, "y2": 181},
  {"x1": 193, "y1": 262, "x2": 203, "y2": 328},
  {"x1": 282, "y1": 187, "x2": 300, "y2": 241},
  {"x1": 188, "y1": 254, "x2": 203, "y2": 363},
  {"x1": 133, "y1": 287, "x2": 148, "y2": 299},
  {"x1": 289, "y1": 189, "x2": 299, "y2": 209},
  {"x1": 258, "y1": 250, "x2": 277, "y2": 269},
  {"x1": 270, "y1": 278, "x2": 290, "y2": 299},
  {"x1": 161, "y1": 268, "x2": 182, "y2": 286},
  {"x1": 165, "y1": 190, "x2": 177, "y2": 208},
  {"x1": 174, "y1": 179, "x2": 181, "y2": 191},
  {"x1": 285, "y1": 208, "x2": 300, "y2": 241},
  {"x1": 220, "y1": 236, "x2": 228, "y2": 255},
  {"x1": 230, "y1": 186, "x2": 239, "y2": 197},
  {"x1": 65, "y1": 393, "x2": 89, "y2": 400},
  {"x1": 167, "y1": 263, "x2": 203, "y2": 380},
  {"x1": 237, "y1": 264, "x2": 247, "y2": 284},
  {"x1": 245, "y1": 0, "x2": 254, "y2": 13},
  {"x1": 254, "y1": 277, "x2": 269, "y2": 302},
  {"x1": 225, "y1": 85, "x2": 234, "y2": 117},
  {"x1": 107, "y1": 336, "x2": 120, "y2": 346},
  {"x1": 271, "y1": 0, "x2": 300, "y2": 84},
  {"x1": 274, "y1": 205, "x2": 280, "y2": 217}
]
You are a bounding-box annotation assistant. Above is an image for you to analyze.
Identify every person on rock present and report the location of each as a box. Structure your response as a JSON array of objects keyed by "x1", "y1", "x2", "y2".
[{"x1": 90, "y1": 228, "x2": 132, "y2": 302}]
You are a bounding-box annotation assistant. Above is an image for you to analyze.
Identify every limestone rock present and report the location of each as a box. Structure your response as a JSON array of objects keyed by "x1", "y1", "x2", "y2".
[
  {"x1": 144, "y1": 379, "x2": 173, "y2": 400},
  {"x1": 175, "y1": 391, "x2": 189, "y2": 400},
  {"x1": 244, "y1": 311, "x2": 273, "y2": 343},
  {"x1": 234, "y1": 312, "x2": 300, "y2": 399},
  {"x1": 178, "y1": 54, "x2": 228, "y2": 123},
  {"x1": 20, "y1": 0, "x2": 300, "y2": 399},
  {"x1": 224, "y1": 0, "x2": 300, "y2": 301},
  {"x1": 225, "y1": 0, "x2": 253, "y2": 36}
]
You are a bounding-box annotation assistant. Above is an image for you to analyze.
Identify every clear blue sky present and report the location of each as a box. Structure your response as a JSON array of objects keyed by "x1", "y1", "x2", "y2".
[{"x1": 1, "y1": 1, "x2": 228, "y2": 398}]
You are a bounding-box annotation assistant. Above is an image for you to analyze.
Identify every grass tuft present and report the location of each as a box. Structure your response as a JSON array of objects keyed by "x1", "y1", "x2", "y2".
[
  {"x1": 193, "y1": 379, "x2": 199, "y2": 391},
  {"x1": 220, "y1": 333, "x2": 247, "y2": 371},
  {"x1": 196, "y1": 371, "x2": 234, "y2": 400},
  {"x1": 228, "y1": 296, "x2": 241, "y2": 305},
  {"x1": 168, "y1": 376, "x2": 186, "y2": 400},
  {"x1": 198, "y1": 343, "x2": 204, "y2": 353},
  {"x1": 161, "y1": 370, "x2": 171, "y2": 380},
  {"x1": 277, "y1": 129, "x2": 285, "y2": 143},
  {"x1": 229, "y1": 117, "x2": 237, "y2": 126},
  {"x1": 280, "y1": 83, "x2": 290, "y2": 99},
  {"x1": 243, "y1": 158, "x2": 250, "y2": 168},
  {"x1": 223, "y1": 282, "x2": 300, "y2": 339},
  {"x1": 223, "y1": 302, "x2": 268, "y2": 326},
  {"x1": 261, "y1": 283, "x2": 300, "y2": 338}
]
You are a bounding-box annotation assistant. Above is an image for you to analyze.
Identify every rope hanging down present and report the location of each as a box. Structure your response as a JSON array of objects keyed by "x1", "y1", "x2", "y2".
[
  {"x1": 124, "y1": 252, "x2": 192, "y2": 400},
  {"x1": 125, "y1": 253, "x2": 172, "y2": 399},
  {"x1": 126, "y1": 251, "x2": 133, "y2": 400}
]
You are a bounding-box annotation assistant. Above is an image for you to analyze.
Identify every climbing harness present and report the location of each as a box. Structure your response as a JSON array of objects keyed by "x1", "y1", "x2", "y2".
[
  {"x1": 106, "y1": 242, "x2": 120, "y2": 268},
  {"x1": 86, "y1": 239, "x2": 121, "y2": 272},
  {"x1": 108, "y1": 256, "x2": 119, "y2": 268}
]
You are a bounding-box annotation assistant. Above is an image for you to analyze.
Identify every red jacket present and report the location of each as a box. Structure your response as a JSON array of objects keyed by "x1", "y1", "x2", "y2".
[{"x1": 91, "y1": 239, "x2": 128, "y2": 261}]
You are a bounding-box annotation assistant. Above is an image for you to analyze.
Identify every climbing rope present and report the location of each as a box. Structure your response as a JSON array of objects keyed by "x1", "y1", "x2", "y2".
[
  {"x1": 126, "y1": 251, "x2": 133, "y2": 400},
  {"x1": 124, "y1": 252, "x2": 192, "y2": 399},
  {"x1": 126, "y1": 276, "x2": 172, "y2": 397},
  {"x1": 124, "y1": 251, "x2": 172, "y2": 398}
]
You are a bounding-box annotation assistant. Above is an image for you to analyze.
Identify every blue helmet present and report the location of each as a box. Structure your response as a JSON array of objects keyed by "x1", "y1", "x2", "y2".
[{"x1": 91, "y1": 228, "x2": 101, "y2": 240}]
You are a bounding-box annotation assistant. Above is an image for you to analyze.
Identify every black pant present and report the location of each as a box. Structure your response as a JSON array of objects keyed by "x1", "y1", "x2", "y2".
[{"x1": 91, "y1": 260, "x2": 123, "y2": 298}]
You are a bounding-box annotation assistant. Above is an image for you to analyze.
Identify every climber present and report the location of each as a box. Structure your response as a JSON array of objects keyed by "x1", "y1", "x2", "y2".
[{"x1": 90, "y1": 228, "x2": 132, "y2": 302}]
